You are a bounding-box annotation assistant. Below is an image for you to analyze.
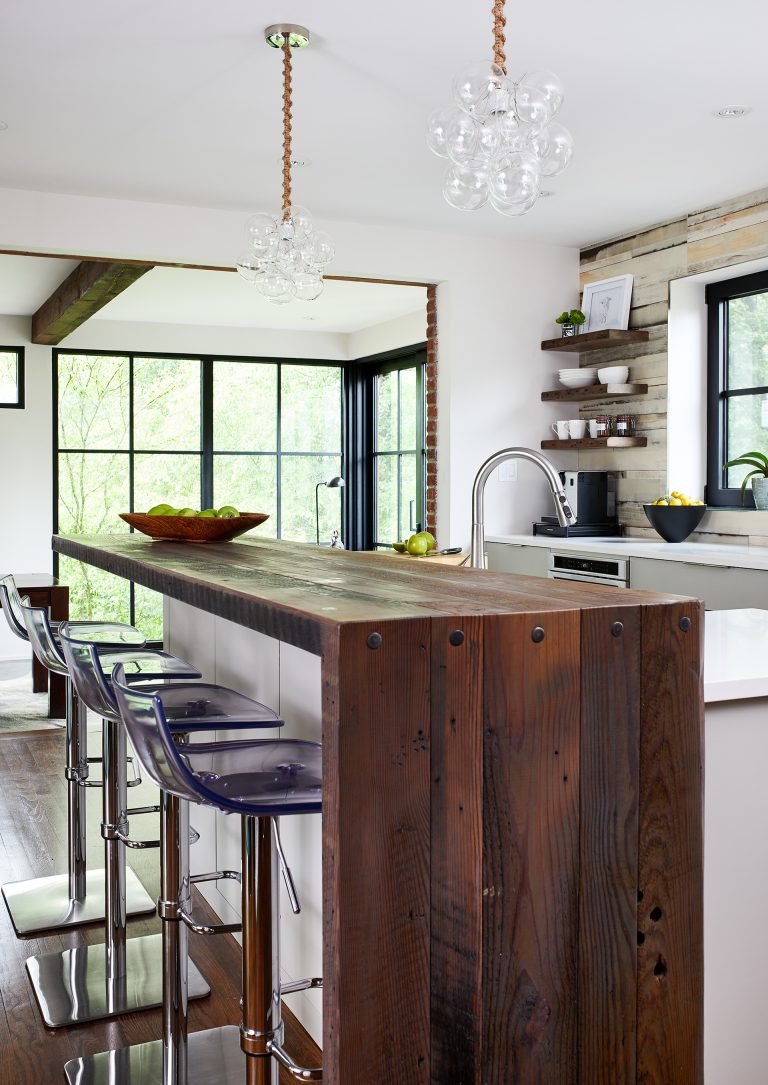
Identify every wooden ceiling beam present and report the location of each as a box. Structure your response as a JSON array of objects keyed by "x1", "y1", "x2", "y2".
[{"x1": 31, "y1": 260, "x2": 153, "y2": 345}]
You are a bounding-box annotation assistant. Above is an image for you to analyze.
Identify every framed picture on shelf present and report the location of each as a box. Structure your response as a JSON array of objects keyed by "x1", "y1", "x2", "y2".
[{"x1": 581, "y1": 275, "x2": 633, "y2": 333}]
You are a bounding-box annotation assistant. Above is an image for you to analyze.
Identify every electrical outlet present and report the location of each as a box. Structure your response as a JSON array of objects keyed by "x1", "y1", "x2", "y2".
[{"x1": 499, "y1": 461, "x2": 518, "y2": 482}]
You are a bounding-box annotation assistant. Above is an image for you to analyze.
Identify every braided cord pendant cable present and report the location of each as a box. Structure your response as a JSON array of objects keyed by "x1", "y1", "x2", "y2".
[
  {"x1": 281, "y1": 41, "x2": 293, "y2": 220},
  {"x1": 492, "y1": 0, "x2": 506, "y2": 73}
]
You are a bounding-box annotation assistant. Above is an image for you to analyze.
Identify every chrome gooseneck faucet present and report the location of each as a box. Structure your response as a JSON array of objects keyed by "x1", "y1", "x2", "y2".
[{"x1": 470, "y1": 447, "x2": 576, "y2": 569}]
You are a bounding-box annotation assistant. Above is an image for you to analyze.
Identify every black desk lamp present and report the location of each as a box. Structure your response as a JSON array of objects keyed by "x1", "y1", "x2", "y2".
[{"x1": 315, "y1": 476, "x2": 345, "y2": 545}]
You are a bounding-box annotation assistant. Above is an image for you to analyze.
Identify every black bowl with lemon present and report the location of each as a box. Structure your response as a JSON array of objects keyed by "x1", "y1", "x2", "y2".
[{"x1": 643, "y1": 492, "x2": 706, "y2": 543}]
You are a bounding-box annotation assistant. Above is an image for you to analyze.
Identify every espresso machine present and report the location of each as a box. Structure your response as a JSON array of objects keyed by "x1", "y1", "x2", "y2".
[{"x1": 533, "y1": 471, "x2": 622, "y2": 537}]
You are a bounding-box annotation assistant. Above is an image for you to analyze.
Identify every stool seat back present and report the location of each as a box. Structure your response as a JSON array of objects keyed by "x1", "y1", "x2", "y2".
[
  {"x1": 113, "y1": 663, "x2": 322, "y2": 816},
  {"x1": 1, "y1": 575, "x2": 30, "y2": 642}
]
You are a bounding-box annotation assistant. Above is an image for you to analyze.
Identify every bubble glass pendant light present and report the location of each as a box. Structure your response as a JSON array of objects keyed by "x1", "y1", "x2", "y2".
[
  {"x1": 237, "y1": 25, "x2": 334, "y2": 303},
  {"x1": 427, "y1": 0, "x2": 574, "y2": 216}
]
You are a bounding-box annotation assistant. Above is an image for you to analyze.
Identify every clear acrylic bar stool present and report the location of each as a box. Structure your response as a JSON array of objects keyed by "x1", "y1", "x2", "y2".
[
  {"x1": 27, "y1": 620, "x2": 283, "y2": 1032},
  {"x1": 63, "y1": 662, "x2": 323, "y2": 1085},
  {"x1": 0, "y1": 574, "x2": 157, "y2": 935}
]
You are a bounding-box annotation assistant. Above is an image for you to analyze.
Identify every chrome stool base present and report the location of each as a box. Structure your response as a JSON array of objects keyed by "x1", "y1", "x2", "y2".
[
  {"x1": 2, "y1": 866, "x2": 154, "y2": 936},
  {"x1": 26, "y1": 932, "x2": 210, "y2": 1028},
  {"x1": 63, "y1": 1026, "x2": 247, "y2": 1085}
]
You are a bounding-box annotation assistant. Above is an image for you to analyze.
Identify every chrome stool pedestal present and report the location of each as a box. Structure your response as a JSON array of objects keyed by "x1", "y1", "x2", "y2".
[
  {"x1": 0, "y1": 577, "x2": 155, "y2": 935},
  {"x1": 23, "y1": 618, "x2": 209, "y2": 1028}
]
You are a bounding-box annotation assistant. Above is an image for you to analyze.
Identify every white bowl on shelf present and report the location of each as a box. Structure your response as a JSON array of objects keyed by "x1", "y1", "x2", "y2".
[
  {"x1": 559, "y1": 370, "x2": 598, "y2": 389},
  {"x1": 597, "y1": 365, "x2": 629, "y2": 384}
]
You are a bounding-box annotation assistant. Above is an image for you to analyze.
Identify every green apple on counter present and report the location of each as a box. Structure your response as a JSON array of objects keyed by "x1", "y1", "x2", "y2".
[
  {"x1": 392, "y1": 531, "x2": 437, "y2": 556},
  {"x1": 146, "y1": 503, "x2": 241, "y2": 518}
]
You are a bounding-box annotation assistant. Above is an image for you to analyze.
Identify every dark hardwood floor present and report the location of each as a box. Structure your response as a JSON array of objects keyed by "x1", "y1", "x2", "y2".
[{"x1": 0, "y1": 726, "x2": 321, "y2": 1084}]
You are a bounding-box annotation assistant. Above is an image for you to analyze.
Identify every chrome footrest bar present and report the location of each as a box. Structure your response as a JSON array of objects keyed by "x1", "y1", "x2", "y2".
[
  {"x1": 267, "y1": 1039, "x2": 323, "y2": 1081},
  {"x1": 179, "y1": 905, "x2": 242, "y2": 936},
  {"x1": 280, "y1": 977, "x2": 323, "y2": 995},
  {"x1": 190, "y1": 869, "x2": 241, "y2": 884}
]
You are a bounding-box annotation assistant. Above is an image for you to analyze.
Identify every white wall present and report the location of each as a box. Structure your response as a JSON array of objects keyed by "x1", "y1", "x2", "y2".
[
  {"x1": 0, "y1": 185, "x2": 579, "y2": 548},
  {"x1": 0, "y1": 314, "x2": 53, "y2": 659},
  {"x1": 347, "y1": 309, "x2": 426, "y2": 359}
]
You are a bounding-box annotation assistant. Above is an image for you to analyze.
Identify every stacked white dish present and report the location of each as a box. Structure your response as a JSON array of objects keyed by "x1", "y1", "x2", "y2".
[{"x1": 558, "y1": 368, "x2": 598, "y2": 389}]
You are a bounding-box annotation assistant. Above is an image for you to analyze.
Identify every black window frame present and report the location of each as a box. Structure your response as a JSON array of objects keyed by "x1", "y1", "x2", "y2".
[
  {"x1": 52, "y1": 348, "x2": 346, "y2": 624},
  {"x1": 0, "y1": 345, "x2": 25, "y2": 409},
  {"x1": 706, "y1": 269, "x2": 768, "y2": 507},
  {"x1": 345, "y1": 343, "x2": 427, "y2": 551}
]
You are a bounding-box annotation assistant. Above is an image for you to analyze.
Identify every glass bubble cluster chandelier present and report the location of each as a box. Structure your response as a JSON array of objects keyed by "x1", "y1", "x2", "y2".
[
  {"x1": 427, "y1": 0, "x2": 574, "y2": 216},
  {"x1": 236, "y1": 24, "x2": 333, "y2": 303}
]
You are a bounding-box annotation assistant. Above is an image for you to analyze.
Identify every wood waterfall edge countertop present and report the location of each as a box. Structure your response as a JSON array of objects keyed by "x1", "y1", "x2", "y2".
[
  {"x1": 52, "y1": 532, "x2": 704, "y2": 1085},
  {"x1": 53, "y1": 533, "x2": 692, "y2": 656}
]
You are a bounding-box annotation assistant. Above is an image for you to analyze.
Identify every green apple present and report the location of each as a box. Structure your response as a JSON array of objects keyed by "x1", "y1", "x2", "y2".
[
  {"x1": 147, "y1": 503, "x2": 173, "y2": 516},
  {"x1": 217, "y1": 505, "x2": 240, "y2": 519},
  {"x1": 198, "y1": 508, "x2": 218, "y2": 518},
  {"x1": 416, "y1": 531, "x2": 436, "y2": 551},
  {"x1": 177, "y1": 507, "x2": 198, "y2": 517},
  {"x1": 406, "y1": 534, "x2": 429, "y2": 556}
]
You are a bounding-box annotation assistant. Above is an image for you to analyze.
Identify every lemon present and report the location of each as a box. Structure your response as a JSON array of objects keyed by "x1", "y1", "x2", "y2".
[
  {"x1": 657, "y1": 499, "x2": 669, "y2": 506},
  {"x1": 669, "y1": 498, "x2": 682, "y2": 506}
]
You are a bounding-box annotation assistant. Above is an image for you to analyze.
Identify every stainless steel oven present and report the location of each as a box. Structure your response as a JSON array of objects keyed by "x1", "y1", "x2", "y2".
[{"x1": 547, "y1": 552, "x2": 628, "y2": 587}]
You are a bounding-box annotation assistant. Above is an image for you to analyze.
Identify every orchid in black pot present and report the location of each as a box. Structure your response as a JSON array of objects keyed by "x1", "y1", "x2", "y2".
[
  {"x1": 555, "y1": 308, "x2": 586, "y2": 337},
  {"x1": 723, "y1": 450, "x2": 768, "y2": 509}
]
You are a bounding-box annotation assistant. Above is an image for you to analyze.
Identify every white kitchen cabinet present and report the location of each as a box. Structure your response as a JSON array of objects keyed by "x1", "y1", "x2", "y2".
[
  {"x1": 629, "y1": 557, "x2": 768, "y2": 609},
  {"x1": 485, "y1": 541, "x2": 549, "y2": 577}
]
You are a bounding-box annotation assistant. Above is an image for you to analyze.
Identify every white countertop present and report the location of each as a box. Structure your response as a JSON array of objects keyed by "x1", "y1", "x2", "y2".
[
  {"x1": 487, "y1": 533, "x2": 768, "y2": 571},
  {"x1": 704, "y1": 609, "x2": 768, "y2": 703}
]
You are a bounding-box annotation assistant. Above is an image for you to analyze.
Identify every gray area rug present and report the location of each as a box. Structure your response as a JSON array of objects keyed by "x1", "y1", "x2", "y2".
[{"x1": 0, "y1": 660, "x2": 63, "y2": 733}]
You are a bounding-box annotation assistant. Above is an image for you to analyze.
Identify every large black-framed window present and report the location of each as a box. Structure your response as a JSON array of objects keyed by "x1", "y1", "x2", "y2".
[
  {"x1": 0, "y1": 346, "x2": 24, "y2": 408},
  {"x1": 53, "y1": 350, "x2": 345, "y2": 635},
  {"x1": 345, "y1": 344, "x2": 427, "y2": 550},
  {"x1": 707, "y1": 270, "x2": 768, "y2": 507}
]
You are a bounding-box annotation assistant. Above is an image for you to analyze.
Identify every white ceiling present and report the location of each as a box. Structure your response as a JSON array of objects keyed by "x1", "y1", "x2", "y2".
[
  {"x1": 0, "y1": 253, "x2": 427, "y2": 333},
  {"x1": 0, "y1": 254, "x2": 77, "y2": 314},
  {"x1": 92, "y1": 267, "x2": 427, "y2": 332},
  {"x1": 0, "y1": 0, "x2": 766, "y2": 248}
]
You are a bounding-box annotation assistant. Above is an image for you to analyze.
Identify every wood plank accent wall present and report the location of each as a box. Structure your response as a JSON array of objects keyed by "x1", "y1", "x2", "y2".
[{"x1": 578, "y1": 185, "x2": 768, "y2": 536}]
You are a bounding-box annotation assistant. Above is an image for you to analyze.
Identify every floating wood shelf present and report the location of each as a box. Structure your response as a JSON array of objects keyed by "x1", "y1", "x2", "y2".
[
  {"x1": 541, "y1": 382, "x2": 648, "y2": 402},
  {"x1": 541, "y1": 436, "x2": 647, "y2": 450},
  {"x1": 541, "y1": 329, "x2": 650, "y2": 352}
]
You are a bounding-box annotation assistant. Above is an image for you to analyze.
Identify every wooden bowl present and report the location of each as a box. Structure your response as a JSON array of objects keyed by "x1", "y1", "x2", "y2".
[{"x1": 120, "y1": 512, "x2": 270, "y2": 543}]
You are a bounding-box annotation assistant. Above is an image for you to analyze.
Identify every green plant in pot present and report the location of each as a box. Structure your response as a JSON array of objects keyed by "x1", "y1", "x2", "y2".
[
  {"x1": 555, "y1": 308, "x2": 586, "y2": 337},
  {"x1": 723, "y1": 450, "x2": 768, "y2": 509}
]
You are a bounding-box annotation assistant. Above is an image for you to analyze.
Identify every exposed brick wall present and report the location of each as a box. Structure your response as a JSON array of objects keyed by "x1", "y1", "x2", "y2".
[{"x1": 425, "y1": 283, "x2": 438, "y2": 535}]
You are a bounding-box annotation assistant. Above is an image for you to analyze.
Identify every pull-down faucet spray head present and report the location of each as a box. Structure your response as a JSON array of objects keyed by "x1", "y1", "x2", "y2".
[{"x1": 470, "y1": 447, "x2": 575, "y2": 570}]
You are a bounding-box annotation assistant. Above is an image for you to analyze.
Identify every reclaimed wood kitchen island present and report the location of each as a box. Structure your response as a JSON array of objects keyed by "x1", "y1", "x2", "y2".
[{"x1": 53, "y1": 533, "x2": 704, "y2": 1085}]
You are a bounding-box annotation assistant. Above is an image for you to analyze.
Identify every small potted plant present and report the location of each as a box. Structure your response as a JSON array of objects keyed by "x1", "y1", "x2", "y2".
[
  {"x1": 555, "y1": 308, "x2": 586, "y2": 337},
  {"x1": 723, "y1": 450, "x2": 768, "y2": 509}
]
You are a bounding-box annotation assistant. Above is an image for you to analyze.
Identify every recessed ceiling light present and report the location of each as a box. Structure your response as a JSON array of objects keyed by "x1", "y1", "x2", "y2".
[
  {"x1": 0, "y1": 121, "x2": 8, "y2": 132},
  {"x1": 714, "y1": 106, "x2": 751, "y2": 118}
]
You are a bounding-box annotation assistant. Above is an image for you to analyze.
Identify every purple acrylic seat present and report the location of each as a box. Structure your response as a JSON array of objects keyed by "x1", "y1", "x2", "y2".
[{"x1": 64, "y1": 664, "x2": 324, "y2": 1085}]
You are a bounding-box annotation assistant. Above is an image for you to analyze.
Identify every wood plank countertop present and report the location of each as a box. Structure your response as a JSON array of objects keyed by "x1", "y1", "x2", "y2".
[
  {"x1": 53, "y1": 534, "x2": 690, "y2": 656},
  {"x1": 52, "y1": 533, "x2": 704, "y2": 1085}
]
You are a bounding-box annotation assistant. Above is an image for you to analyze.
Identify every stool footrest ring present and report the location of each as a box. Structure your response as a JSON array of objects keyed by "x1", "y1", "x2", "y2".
[
  {"x1": 116, "y1": 831, "x2": 161, "y2": 849},
  {"x1": 267, "y1": 1039, "x2": 323, "y2": 1081},
  {"x1": 179, "y1": 905, "x2": 241, "y2": 936},
  {"x1": 190, "y1": 869, "x2": 241, "y2": 885},
  {"x1": 281, "y1": 977, "x2": 323, "y2": 995}
]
